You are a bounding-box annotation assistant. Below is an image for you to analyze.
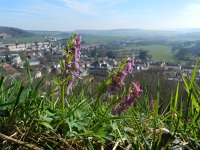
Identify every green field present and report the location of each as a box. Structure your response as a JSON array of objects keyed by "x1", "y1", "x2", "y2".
[
  {"x1": 83, "y1": 35, "x2": 125, "y2": 44},
  {"x1": 122, "y1": 44, "x2": 175, "y2": 62}
]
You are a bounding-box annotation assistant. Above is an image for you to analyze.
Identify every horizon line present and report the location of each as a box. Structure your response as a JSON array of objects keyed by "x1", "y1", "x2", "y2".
[{"x1": 1, "y1": 26, "x2": 200, "y2": 32}]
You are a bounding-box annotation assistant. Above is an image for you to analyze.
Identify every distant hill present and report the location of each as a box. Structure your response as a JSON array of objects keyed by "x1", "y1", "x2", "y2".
[
  {"x1": 0, "y1": 26, "x2": 33, "y2": 39},
  {"x1": 174, "y1": 28, "x2": 200, "y2": 33},
  {"x1": 74, "y1": 29, "x2": 181, "y2": 37},
  {"x1": 2, "y1": 27, "x2": 200, "y2": 40},
  {"x1": 178, "y1": 32, "x2": 200, "y2": 39}
]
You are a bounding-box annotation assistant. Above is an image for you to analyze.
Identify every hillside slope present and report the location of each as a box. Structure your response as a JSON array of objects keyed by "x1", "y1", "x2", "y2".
[{"x1": 0, "y1": 26, "x2": 33, "y2": 39}]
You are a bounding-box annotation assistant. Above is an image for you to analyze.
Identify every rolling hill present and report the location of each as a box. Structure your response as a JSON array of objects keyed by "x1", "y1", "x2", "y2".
[
  {"x1": 0, "y1": 26, "x2": 33, "y2": 39},
  {"x1": 74, "y1": 29, "x2": 181, "y2": 37}
]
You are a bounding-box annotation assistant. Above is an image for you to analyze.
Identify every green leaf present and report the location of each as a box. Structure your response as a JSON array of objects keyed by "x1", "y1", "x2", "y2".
[
  {"x1": 60, "y1": 60, "x2": 65, "y2": 71},
  {"x1": 53, "y1": 77, "x2": 60, "y2": 85},
  {"x1": 124, "y1": 127, "x2": 134, "y2": 133},
  {"x1": 111, "y1": 122, "x2": 123, "y2": 140},
  {"x1": 190, "y1": 61, "x2": 198, "y2": 89},
  {"x1": 174, "y1": 81, "x2": 179, "y2": 110},
  {"x1": 13, "y1": 84, "x2": 24, "y2": 109},
  {"x1": 40, "y1": 116, "x2": 53, "y2": 122},
  {"x1": 182, "y1": 76, "x2": 189, "y2": 91},
  {"x1": 0, "y1": 76, "x2": 5, "y2": 89},
  {"x1": 106, "y1": 78, "x2": 112, "y2": 85},
  {"x1": 33, "y1": 74, "x2": 46, "y2": 94},
  {"x1": 95, "y1": 129, "x2": 106, "y2": 138},
  {"x1": 62, "y1": 48, "x2": 67, "y2": 55},
  {"x1": 92, "y1": 124, "x2": 103, "y2": 133},
  {"x1": 25, "y1": 58, "x2": 33, "y2": 84},
  {"x1": 39, "y1": 121, "x2": 53, "y2": 130}
]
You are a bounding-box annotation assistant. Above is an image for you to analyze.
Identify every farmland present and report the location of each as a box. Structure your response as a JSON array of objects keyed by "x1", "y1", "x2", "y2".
[{"x1": 119, "y1": 44, "x2": 175, "y2": 62}]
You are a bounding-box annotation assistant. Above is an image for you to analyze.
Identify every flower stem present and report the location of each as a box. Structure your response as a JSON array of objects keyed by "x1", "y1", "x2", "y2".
[{"x1": 61, "y1": 82, "x2": 65, "y2": 118}]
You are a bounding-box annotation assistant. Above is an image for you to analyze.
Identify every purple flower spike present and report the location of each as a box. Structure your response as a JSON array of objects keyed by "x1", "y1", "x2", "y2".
[
  {"x1": 111, "y1": 81, "x2": 142, "y2": 115},
  {"x1": 116, "y1": 52, "x2": 136, "y2": 88},
  {"x1": 66, "y1": 76, "x2": 75, "y2": 95},
  {"x1": 117, "y1": 70, "x2": 127, "y2": 88},
  {"x1": 106, "y1": 51, "x2": 136, "y2": 102},
  {"x1": 106, "y1": 51, "x2": 141, "y2": 115},
  {"x1": 131, "y1": 82, "x2": 142, "y2": 98},
  {"x1": 66, "y1": 34, "x2": 82, "y2": 95},
  {"x1": 76, "y1": 35, "x2": 81, "y2": 47},
  {"x1": 70, "y1": 71, "x2": 81, "y2": 79},
  {"x1": 127, "y1": 59, "x2": 133, "y2": 73}
]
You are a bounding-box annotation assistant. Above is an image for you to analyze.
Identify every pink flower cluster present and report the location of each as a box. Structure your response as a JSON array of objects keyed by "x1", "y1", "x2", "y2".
[
  {"x1": 110, "y1": 53, "x2": 135, "y2": 92},
  {"x1": 117, "y1": 54, "x2": 135, "y2": 88},
  {"x1": 66, "y1": 35, "x2": 82, "y2": 95},
  {"x1": 104, "y1": 52, "x2": 142, "y2": 115},
  {"x1": 111, "y1": 82, "x2": 142, "y2": 115}
]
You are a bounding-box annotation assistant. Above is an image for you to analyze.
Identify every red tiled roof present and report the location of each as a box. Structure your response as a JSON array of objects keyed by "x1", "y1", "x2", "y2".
[{"x1": 2, "y1": 63, "x2": 19, "y2": 74}]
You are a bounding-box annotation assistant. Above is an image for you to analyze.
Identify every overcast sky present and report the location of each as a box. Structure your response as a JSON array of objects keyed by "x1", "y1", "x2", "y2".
[{"x1": 1, "y1": 0, "x2": 200, "y2": 31}]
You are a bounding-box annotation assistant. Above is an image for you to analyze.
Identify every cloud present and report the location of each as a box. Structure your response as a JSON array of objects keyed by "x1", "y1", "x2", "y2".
[
  {"x1": 58, "y1": 0, "x2": 100, "y2": 16},
  {"x1": 1, "y1": 0, "x2": 140, "y2": 30},
  {"x1": 5, "y1": 0, "x2": 198, "y2": 30},
  {"x1": 0, "y1": 0, "x2": 81, "y2": 30},
  {"x1": 91, "y1": 0, "x2": 129, "y2": 6},
  {"x1": 0, "y1": 0, "x2": 69, "y2": 18},
  {"x1": 58, "y1": 0, "x2": 131, "y2": 16}
]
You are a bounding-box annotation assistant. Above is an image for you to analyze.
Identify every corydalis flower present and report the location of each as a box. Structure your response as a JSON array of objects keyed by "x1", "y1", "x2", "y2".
[
  {"x1": 131, "y1": 81, "x2": 142, "y2": 98},
  {"x1": 74, "y1": 35, "x2": 81, "y2": 70},
  {"x1": 66, "y1": 75, "x2": 75, "y2": 95},
  {"x1": 127, "y1": 53, "x2": 135, "y2": 73},
  {"x1": 111, "y1": 81, "x2": 142, "y2": 115},
  {"x1": 66, "y1": 34, "x2": 82, "y2": 95},
  {"x1": 116, "y1": 70, "x2": 127, "y2": 88},
  {"x1": 103, "y1": 52, "x2": 135, "y2": 102},
  {"x1": 110, "y1": 52, "x2": 135, "y2": 90}
]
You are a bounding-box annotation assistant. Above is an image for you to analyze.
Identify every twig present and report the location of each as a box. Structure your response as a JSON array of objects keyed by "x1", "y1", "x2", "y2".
[
  {"x1": 101, "y1": 144, "x2": 104, "y2": 150},
  {"x1": 10, "y1": 132, "x2": 18, "y2": 138},
  {"x1": 0, "y1": 132, "x2": 43, "y2": 150},
  {"x1": 57, "y1": 134, "x2": 76, "y2": 150},
  {"x1": 112, "y1": 138, "x2": 126, "y2": 150},
  {"x1": 126, "y1": 144, "x2": 132, "y2": 150},
  {"x1": 15, "y1": 126, "x2": 24, "y2": 135},
  {"x1": 112, "y1": 140, "x2": 120, "y2": 150}
]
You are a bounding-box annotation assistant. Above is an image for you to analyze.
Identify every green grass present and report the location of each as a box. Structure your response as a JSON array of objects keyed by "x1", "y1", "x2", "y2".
[
  {"x1": 0, "y1": 59, "x2": 199, "y2": 149},
  {"x1": 0, "y1": 36, "x2": 199, "y2": 149},
  {"x1": 123, "y1": 44, "x2": 175, "y2": 62},
  {"x1": 83, "y1": 35, "x2": 125, "y2": 44},
  {"x1": 166, "y1": 37, "x2": 198, "y2": 42},
  {"x1": 0, "y1": 67, "x2": 199, "y2": 149}
]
